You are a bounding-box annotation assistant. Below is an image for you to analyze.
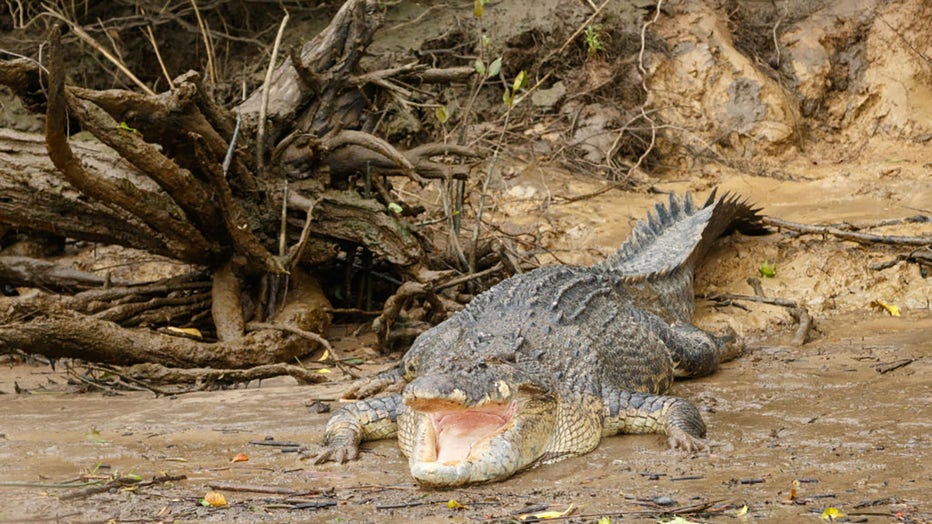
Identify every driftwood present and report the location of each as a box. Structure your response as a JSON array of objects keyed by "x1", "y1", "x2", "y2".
[{"x1": 0, "y1": 0, "x2": 481, "y2": 377}]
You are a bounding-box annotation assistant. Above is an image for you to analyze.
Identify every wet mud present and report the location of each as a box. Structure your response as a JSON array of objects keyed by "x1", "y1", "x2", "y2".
[{"x1": 1, "y1": 310, "x2": 929, "y2": 523}]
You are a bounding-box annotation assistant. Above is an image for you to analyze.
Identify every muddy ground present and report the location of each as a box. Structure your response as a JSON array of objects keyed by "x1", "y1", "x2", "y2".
[
  {"x1": 1, "y1": 142, "x2": 930, "y2": 522},
  {"x1": 2, "y1": 0, "x2": 931, "y2": 522}
]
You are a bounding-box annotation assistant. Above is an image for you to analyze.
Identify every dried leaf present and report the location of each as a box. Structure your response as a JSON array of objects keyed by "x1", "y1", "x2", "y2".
[
  {"x1": 736, "y1": 505, "x2": 749, "y2": 516},
  {"x1": 316, "y1": 368, "x2": 332, "y2": 374},
  {"x1": 520, "y1": 503, "x2": 575, "y2": 520},
  {"x1": 231, "y1": 453, "x2": 249, "y2": 463},
  {"x1": 202, "y1": 491, "x2": 227, "y2": 507},
  {"x1": 870, "y1": 299, "x2": 900, "y2": 317},
  {"x1": 821, "y1": 507, "x2": 845, "y2": 520},
  {"x1": 447, "y1": 499, "x2": 464, "y2": 509},
  {"x1": 316, "y1": 349, "x2": 330, "y2": 362},
  {"x1": 166, "y1": 326, "x2": 203, "y2": 338},
  {"x1": 513, "y1": 70, "x2": 528, "y2": 92},
  {"x1": 435, "y1": 105, "x2": 450, "y2": 124}
]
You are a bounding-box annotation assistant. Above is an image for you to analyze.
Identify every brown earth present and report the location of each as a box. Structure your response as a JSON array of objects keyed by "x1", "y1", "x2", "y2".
[{"x1": 1, "y1": 0, "x2": 930, "y2": 522}]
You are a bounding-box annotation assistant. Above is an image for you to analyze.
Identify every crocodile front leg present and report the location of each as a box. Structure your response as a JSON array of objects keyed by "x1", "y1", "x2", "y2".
[
  {"x1": 313, "y1": 394, "x2": 405, "y2": 464},
  {"x1": 601, "y1": 389, "x2": 708, "y2": 452}
]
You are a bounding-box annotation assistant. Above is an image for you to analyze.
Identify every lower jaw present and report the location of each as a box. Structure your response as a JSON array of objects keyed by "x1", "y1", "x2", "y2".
[{"x1": 409, "y1": 458, "x2": 510, "y2": 487}]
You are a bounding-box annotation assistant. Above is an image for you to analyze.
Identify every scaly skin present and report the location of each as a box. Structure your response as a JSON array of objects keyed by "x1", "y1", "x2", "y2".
[{"x1": 313, "y1": 192, "x2": 761, "y2": 487}]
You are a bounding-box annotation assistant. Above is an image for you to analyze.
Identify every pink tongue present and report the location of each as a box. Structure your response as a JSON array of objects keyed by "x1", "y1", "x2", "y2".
[{"x1": 434, "y1": 411, "x2": 506, "y2": 464}]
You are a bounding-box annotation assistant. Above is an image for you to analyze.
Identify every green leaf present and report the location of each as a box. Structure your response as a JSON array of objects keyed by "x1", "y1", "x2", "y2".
[
  {"x1": 487, "y1": 57, "x2": 502, "y2": 78},
  {"x1": 119, "y1": 121, "x2": 137, "y2": 133},
  {"x1": 435, "y1": 105, "x2": 450, "y2": 124},
  {"x1": 502, "y1": 88, "x2": 514, "y2": 108},
  {"x1": 759, "y1": 261, "x2": 776, "y2": 278},
  {"x1": 474, "y1": 59, "x2": 486, "y2": 76},
  {"x1": 513, "y1": 70, "x2": 528, "y2": 93},
  {"x1": 388, "y1": 202, "x2": 403, "y2": 214}
]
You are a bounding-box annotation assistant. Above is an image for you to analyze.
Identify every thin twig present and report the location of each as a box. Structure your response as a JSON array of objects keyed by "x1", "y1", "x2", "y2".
[
  {"x1": 42, "y1": 9, "x2": 155, "y2": 95},
  {"x1": 257, "y1": 11, "x2": 290, "y2": 171},
  {"x1": 189, "y1": 0, "x2": 217, "y2": 87},
  {"x1": 222, "y1": 111, "x2": 242, "y2": 176},
  {"x1": 763, "y1": 216, "x2": 932, "y2": 247},
  {"x1": 141, "y1": 17, "x2": 174, "y2": 90},
  {"x1": 470, "y1": 109, "x2": 513, "y2": 274}
]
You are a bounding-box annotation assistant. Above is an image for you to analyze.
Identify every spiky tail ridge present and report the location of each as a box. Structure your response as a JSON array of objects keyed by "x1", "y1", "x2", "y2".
[{"x1": 596, "y1": 190, "x2": 764, "y2": 322}]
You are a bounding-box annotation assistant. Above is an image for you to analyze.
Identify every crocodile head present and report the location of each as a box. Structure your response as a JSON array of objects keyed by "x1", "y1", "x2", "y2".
[{"x1": 397, "y1": 363, "x2": 557, "y2": 487}]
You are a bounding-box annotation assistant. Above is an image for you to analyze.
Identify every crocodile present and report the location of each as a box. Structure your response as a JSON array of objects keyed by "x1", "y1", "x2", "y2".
[{"x1": 313, "y1": 191, "x2": 763, "y2": 487}]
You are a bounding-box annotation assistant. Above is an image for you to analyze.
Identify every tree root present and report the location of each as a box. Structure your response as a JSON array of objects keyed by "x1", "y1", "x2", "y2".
[{"x1": 702, "y1": 292, "x2": 812, "y2": 347}]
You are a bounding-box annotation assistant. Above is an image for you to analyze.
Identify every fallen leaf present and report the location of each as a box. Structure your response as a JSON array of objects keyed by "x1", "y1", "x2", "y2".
[
  {"x1": 736, "y1": 505, "x2": 749, "y2": 516},
  {"x1": 597, "y1": 517, "x2": 612, "y2": 524},
  {"x1": 166, "y1": 326, "x2": 203, "y2": 338},
  {"x1": 231, "y1": 453, "x2": 248, "y2": 463},
  {"x1": 870, "y1": 300, "x2": 900, "y2": 317},
  {"x1": 821, "y1": 507, "x2": 845, "y2": 520},
  {"x1": 316, "y1": 368, "x2": 331, "y2": 374},
  {"x1": 316, "y1": 349, "x2": 330, "y2": 362},
  {"x1": 447, "y1": 499, "x2": 464, "y2": 509},
  {"x1": 519, "y1": 503, "x2": 575, "y2": 520},
  {"x1": 202, "y1": 491, "x2": 227, "y2": 507}
]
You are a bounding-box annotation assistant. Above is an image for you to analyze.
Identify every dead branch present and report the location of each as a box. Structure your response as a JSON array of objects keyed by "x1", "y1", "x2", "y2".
[
  {"x1": 0, "y1": 256, "x2": 124, "y2": 291},
  {"x1": 121, "y1": 362, "x2": 328, "y2": 387},
  {"x1": 702, "y1": 292, "x2": 812, "y2": 346},
  {"x1": 763, "y1": 216, "x2": 932, "y2": 247},
  {"x1": 324, "y1": 130, "x2": 425, "y2": 185},
  {"x1": 0, "y1": 130, "x2": 180, "y2": 255},
  {"x1": 46, "y1": 27, "x2": 213, "y2": 264},
  {"x1": 0, "y1": 303, "x2": 311, "y2": 369},
  {"x1": 65, "y1": 87, "x2": 226, "y2": 242}
]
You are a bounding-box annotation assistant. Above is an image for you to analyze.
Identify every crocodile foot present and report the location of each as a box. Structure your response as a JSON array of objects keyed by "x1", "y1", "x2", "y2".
[
  {"x1": 311, "y1": 443, "x2": 359, "y2": 464},
  {"x1": 667, "y1": 426, "x2": 710, "y2": 453}
]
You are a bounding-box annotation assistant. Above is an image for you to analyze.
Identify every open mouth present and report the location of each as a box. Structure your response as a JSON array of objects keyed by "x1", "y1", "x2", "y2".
[{"x1": 412, "y1": 400, "x2": 516, "y2": 464}]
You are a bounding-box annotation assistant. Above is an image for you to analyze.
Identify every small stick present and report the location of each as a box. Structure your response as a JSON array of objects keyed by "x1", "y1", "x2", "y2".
[
  {"x1": 763, "y1": 216, "x2": 931, "y2": 247},
  {"x1": 43, "y1": 9, "x2": 155, "y2": 96},
  {"x1": 257, "y1": 11, "x2": 290, "y2": 171},
  {"x1": 747, "y1": 277, "x2": 767, "y2": 297},
  {"x1": 141, "y1": 12, "x2": 174, "y2": 90}
]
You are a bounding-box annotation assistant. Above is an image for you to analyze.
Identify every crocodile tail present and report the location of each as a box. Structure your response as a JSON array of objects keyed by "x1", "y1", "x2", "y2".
[{"x1": 597, "y1": 190, "x2": 764, "y2": 321}]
